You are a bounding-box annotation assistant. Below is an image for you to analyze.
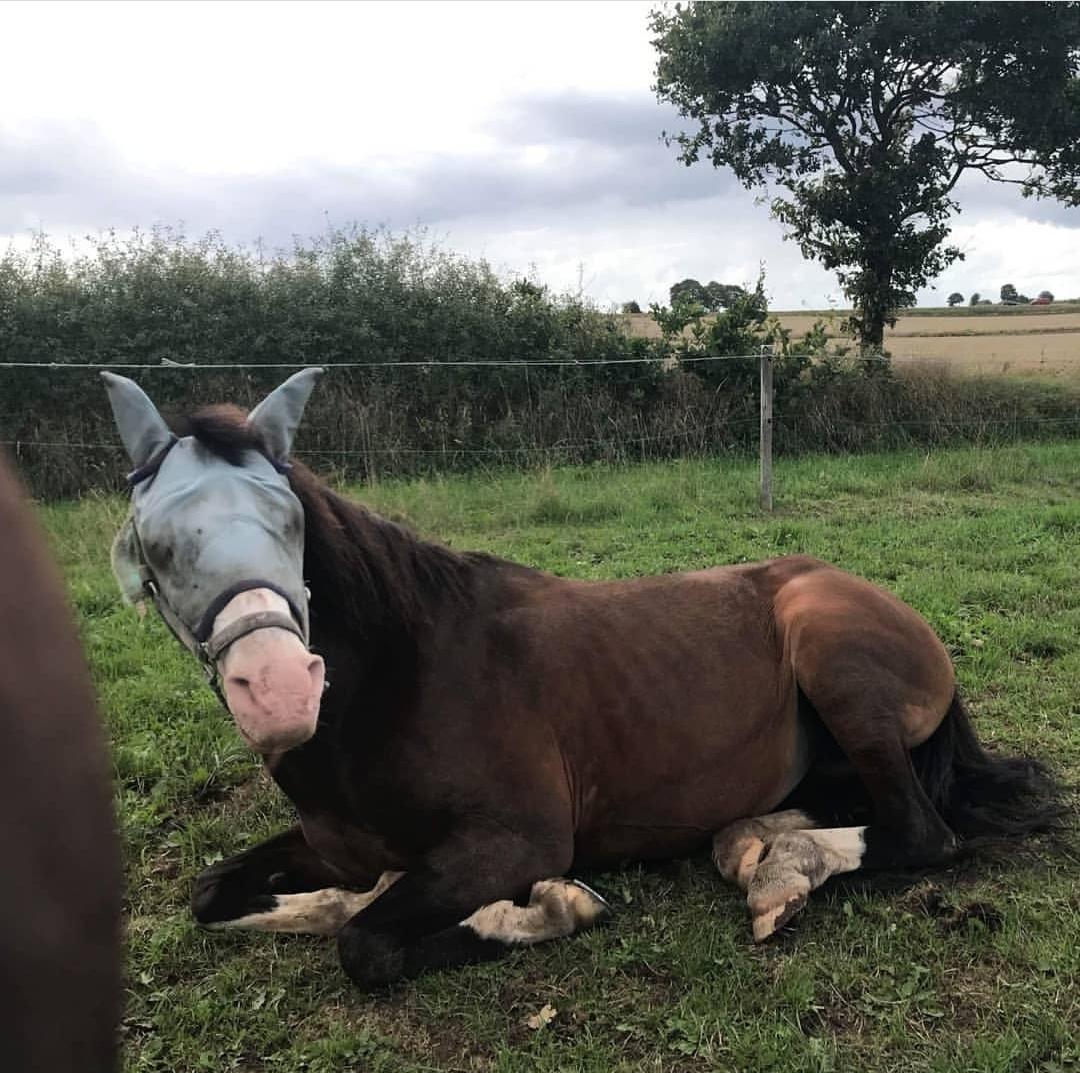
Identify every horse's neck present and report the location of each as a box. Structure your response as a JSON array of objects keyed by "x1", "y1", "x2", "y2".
[{"x1": 303, "y1": 500, "x2": 470, "y2": 677}]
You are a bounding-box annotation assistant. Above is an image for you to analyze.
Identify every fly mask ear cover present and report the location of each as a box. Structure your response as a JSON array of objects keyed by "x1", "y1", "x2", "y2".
[{"x1": 101, "y1": 370, "x2": 324, "y2": 665}]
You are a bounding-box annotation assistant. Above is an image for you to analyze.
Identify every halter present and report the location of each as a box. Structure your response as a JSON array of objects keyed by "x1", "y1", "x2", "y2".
[{"x1": 127, "y1": 439, "x2": 311, "y2": 711}]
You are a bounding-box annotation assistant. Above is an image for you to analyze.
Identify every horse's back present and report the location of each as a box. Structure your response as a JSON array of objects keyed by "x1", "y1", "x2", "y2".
[
  {"x1": 494, "y1": 554, "x2": 953, "y2": 865},
  {"x1": 0, "y1": 456, "x2": 121, "y2": 1071}
]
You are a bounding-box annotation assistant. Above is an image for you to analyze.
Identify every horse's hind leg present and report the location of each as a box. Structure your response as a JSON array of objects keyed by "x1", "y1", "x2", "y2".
[
  {"x1": 720, "y1": 688, "x2": 959, "y2": 940},
  {"x1": 713, "y1": 815, "x2": 869, "y2": 941},
  {"x1": 712, "y1": 810, "x2": 820, "y2": 890},
  {"x1": 713, "y1": 700, "x2": 959, "y2": 941}
]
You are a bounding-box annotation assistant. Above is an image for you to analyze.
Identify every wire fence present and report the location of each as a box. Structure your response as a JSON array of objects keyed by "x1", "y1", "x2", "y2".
[
  {"x1": 0, "y1": 353, "x2": 1045, "y2": 370},
  {"x1": 1, "y1": 351, "x2": 1077, "y2": 501}
]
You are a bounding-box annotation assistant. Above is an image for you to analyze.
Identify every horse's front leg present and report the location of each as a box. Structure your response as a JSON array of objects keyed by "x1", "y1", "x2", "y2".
[
  {"x1": 336, "y1": 824, "x2": 606, "y2": 988},
  {"x1": 193, "y1": 824, "x2": 610, "y2": 950},
  {"x1": 203, "y1": 871, "x2": 406, "y2": 935},
  {"x1": 191, "y1": 824, "x2": 370, "y2": 930}
]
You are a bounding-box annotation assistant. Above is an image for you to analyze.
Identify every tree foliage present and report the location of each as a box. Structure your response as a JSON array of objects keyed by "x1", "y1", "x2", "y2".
[
  {"x1": 1001, "y1": 283, "x2": 1019, "y2": 303},
  {"x1": 651, "y1": 2, "x2": 1080, "y2": 351},
  {"x1": 947, "y1": 292, "x2": 964, "y2": 306},
  {"x1": 669, "y1": 277, "x2": 748, "y2": 311}
]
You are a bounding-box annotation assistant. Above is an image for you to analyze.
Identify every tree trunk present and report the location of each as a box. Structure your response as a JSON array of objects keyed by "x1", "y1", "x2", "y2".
[
  {"x1": 852, "y1": 248, "x2": 891, "y2": 367},
  {"x1": 860, "y1": 306, "x2": 886, "y2": 355}
]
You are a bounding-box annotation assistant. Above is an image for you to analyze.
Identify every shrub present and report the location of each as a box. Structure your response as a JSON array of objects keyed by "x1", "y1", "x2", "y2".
[{"x1": 2, "y1": 228, "x2": 1076, "y2": 498}]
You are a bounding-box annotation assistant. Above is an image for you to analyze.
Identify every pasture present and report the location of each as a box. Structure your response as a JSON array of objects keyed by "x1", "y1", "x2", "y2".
[
  {"x1": 48, "y1": 443, "x2": 1079, "y2": 1073},
  {"x1": 621, "y1": 305, "x2": 1080, "y2": 375}
]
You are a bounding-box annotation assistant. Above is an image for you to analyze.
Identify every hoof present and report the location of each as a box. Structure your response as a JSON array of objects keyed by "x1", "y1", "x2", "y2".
[
  {"x1": 751, "y1": 893, "x2": 807, "y2": 943},
  {"x1": 736, "y1": 838, "x2": 767, "y2": 890},
  {"x1": 570, "y1": 879, "x2": 614, "y2": 927}
]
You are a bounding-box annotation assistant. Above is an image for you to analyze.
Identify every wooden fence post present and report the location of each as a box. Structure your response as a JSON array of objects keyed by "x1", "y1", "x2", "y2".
[{"x1": 759, "y1": 345, "x2": 774, "y2": 511}]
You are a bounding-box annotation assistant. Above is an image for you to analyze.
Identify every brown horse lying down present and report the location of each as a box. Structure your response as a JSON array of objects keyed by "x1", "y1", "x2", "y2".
[
  {"x1": 103, "y1": 370, "x2": 1064, "y2": 989},
  {"x1": 0, "y1": 453, "x2": 121, "y2": 1068}
]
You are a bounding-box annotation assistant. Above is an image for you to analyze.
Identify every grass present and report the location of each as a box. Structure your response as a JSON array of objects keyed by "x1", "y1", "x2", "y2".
[{"x1": 43, "y1": 442, "x2": 1080, "y2": 1073}]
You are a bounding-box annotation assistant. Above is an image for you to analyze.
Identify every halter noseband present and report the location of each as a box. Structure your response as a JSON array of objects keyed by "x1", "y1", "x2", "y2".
[{"x1": 128, "y1": 439, "x2": 311, "y2": 711}]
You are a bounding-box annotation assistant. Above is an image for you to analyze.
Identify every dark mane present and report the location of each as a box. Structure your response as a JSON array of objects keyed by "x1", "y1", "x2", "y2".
[
  {"x1": 180, "y1": 404, "x2": 516, "y2": 640},
  {"x1": 287, "y1": 461, "x2": 501, "y2": 638},
  {"x1": 173, "y1": 405, "x2": 272, "y2": 466}
]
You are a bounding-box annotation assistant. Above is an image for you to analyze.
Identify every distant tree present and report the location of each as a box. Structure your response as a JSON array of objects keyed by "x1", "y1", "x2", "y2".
[
  {"x1": 1038, "y1": 290, "x2": 1055, "y2": 302},
  {"x1": 1017, "y1": 293, "x2": 1032, "y2": 304},
  {"x1": 705, "y1": 281, "x2": 748, "y2": 309},
  {"x1": 652, "y1": 2, "x2": 1080, "y2": 353},
  {"x1": 669, "y1": 278, "x2": 708, "y2": 308},
  {"x1": 947, "y1": 292, "x2": 964, "y2": 306},
  {"x1": 1000, "y1": 283, "x2": 1019, "y2": 304},
  {"x1": 970, "y1": 293, "x2": 982, "y2": 306},
  {"x1": 621, "y1": 300, "x2": 642, "y2": 314},
  {"x1": 979, "y1": 299, "x2": 994, "y2": 305},
  {"x1": 669, "y1": 278, "x2": 749, "y2": 312}
]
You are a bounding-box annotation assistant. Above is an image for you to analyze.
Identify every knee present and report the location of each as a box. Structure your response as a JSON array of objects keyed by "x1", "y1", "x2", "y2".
[{"x1": 337, "y1": 926, "x2": 406, "y2": 990}]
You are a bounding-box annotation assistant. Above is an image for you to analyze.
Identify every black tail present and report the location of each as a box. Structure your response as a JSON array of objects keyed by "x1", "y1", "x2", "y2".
[{"x1": 912, "y1": 692, "x2": 1070, "y2": 843}]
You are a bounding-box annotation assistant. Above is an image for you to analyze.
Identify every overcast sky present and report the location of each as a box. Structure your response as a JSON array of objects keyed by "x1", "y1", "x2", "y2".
[{"x1": 3, "y1": 0, "x2": 1080, "y2": 309}]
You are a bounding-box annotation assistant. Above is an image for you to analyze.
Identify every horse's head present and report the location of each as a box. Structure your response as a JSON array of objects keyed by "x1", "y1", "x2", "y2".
[{"x1": 104, "y1": 369, "x2": 326, "y2": 755}]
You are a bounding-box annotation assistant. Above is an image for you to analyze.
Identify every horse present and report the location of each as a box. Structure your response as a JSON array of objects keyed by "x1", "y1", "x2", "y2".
[
  {"x1": 0, "y1": 452, "x2": 121, "y2": 1068},
  {"x1": 102, "y1": 369, "x2": 1063, "y2": 989}
]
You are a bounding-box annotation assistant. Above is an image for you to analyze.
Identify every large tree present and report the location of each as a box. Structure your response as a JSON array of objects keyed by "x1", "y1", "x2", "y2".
[{"x1": 651, "y1": 2, "x2": 1080, "y2": 352}]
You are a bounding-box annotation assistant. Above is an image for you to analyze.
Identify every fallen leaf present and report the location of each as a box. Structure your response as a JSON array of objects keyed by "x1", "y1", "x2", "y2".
[{"x1": 525, "y1": 1003, "x2": 558, "y2": 1031}]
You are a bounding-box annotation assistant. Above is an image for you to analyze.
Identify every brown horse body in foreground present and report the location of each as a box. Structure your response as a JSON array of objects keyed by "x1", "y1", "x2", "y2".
[
  {"x1": 190, "y1": 422, "x2": 1061, "y2": 986},
  {"x1": 0, "y1": 454, "x2": 121, "y2": 1068},
  {"x1": 103, "y1": 374, "x2": 1062, "y2": 988}
]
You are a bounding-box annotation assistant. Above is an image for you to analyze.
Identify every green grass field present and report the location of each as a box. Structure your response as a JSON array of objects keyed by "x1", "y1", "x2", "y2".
[{"x1": 44, "y1": 443, "x2": 1080, "y2": 1073}]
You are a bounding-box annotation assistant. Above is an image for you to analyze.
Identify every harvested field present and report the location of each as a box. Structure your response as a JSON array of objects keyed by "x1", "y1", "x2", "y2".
[{"x1": 619, "y1": 307, "x2": 1080, "y2": 375}]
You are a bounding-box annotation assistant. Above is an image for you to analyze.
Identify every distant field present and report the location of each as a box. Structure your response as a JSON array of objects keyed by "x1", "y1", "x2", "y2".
[{"x1": 620, "y1": 306, "x2": 1080, "y2": 375}]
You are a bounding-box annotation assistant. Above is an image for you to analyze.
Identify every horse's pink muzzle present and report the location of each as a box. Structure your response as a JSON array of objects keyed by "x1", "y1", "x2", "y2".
[{"x1": 215, "y1": 592, "x2": 324, "y2": 754}]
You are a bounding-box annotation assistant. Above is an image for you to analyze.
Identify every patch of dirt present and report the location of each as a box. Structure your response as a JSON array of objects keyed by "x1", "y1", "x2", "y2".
[
  {"x1": 897, "y1": 882, "x2": 1004, "y2": 933},
  {"x1": 800, "y1": 1001, "x2": 864, "y2": 1039}
]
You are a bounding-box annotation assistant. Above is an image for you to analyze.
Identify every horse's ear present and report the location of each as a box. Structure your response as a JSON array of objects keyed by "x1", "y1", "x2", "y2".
[
  {"x1": 100, "y1": 372, "x2": 174, "y2": 470},
  {"x1": 247, "y1": 367, "x2": 324, "y2": 461}
]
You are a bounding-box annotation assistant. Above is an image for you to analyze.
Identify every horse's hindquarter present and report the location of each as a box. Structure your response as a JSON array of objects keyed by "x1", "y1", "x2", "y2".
[
  {"x1": 504, "y1": 568, "x2": 804, "y2": 867},
  {"x1": 767, "y1": 557, "x2": 956, "y2": 748}
]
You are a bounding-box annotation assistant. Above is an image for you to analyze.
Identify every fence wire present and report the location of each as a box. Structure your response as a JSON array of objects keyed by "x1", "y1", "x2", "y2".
[
  {"x1": 2, "y1": 351, "x2": 1076, "y2": 501},
  {"x1": 3, "y1": 416, "x2": 1077, "y2": 460}
]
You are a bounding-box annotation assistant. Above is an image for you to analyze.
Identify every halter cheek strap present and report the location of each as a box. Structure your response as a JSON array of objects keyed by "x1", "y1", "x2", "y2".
[{"x1": 130, "y1": 529, "x2": 312, "y2": 712}]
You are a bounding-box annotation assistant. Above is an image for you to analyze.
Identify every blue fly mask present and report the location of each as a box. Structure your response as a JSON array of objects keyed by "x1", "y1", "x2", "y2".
[{"x1": 105, "y1": 369, "x2": 327, "y2": 753}]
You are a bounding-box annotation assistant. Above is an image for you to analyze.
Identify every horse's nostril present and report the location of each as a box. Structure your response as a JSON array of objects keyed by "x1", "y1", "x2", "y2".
[
  {"x1": 231, "y1": 676, "x2": 250, "y2": 690},
  {"x1": 307, "y1": 656, "x2": 326, "y2": 698}
]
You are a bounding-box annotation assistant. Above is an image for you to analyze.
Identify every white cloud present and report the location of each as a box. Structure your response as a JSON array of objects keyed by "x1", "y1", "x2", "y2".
[
  {"x1": 930, "y1": 216, "x2": 1080, "y2": 303},
  {"x1": 2, "y1": 0, "x2": 1079, "y2": 309}
]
